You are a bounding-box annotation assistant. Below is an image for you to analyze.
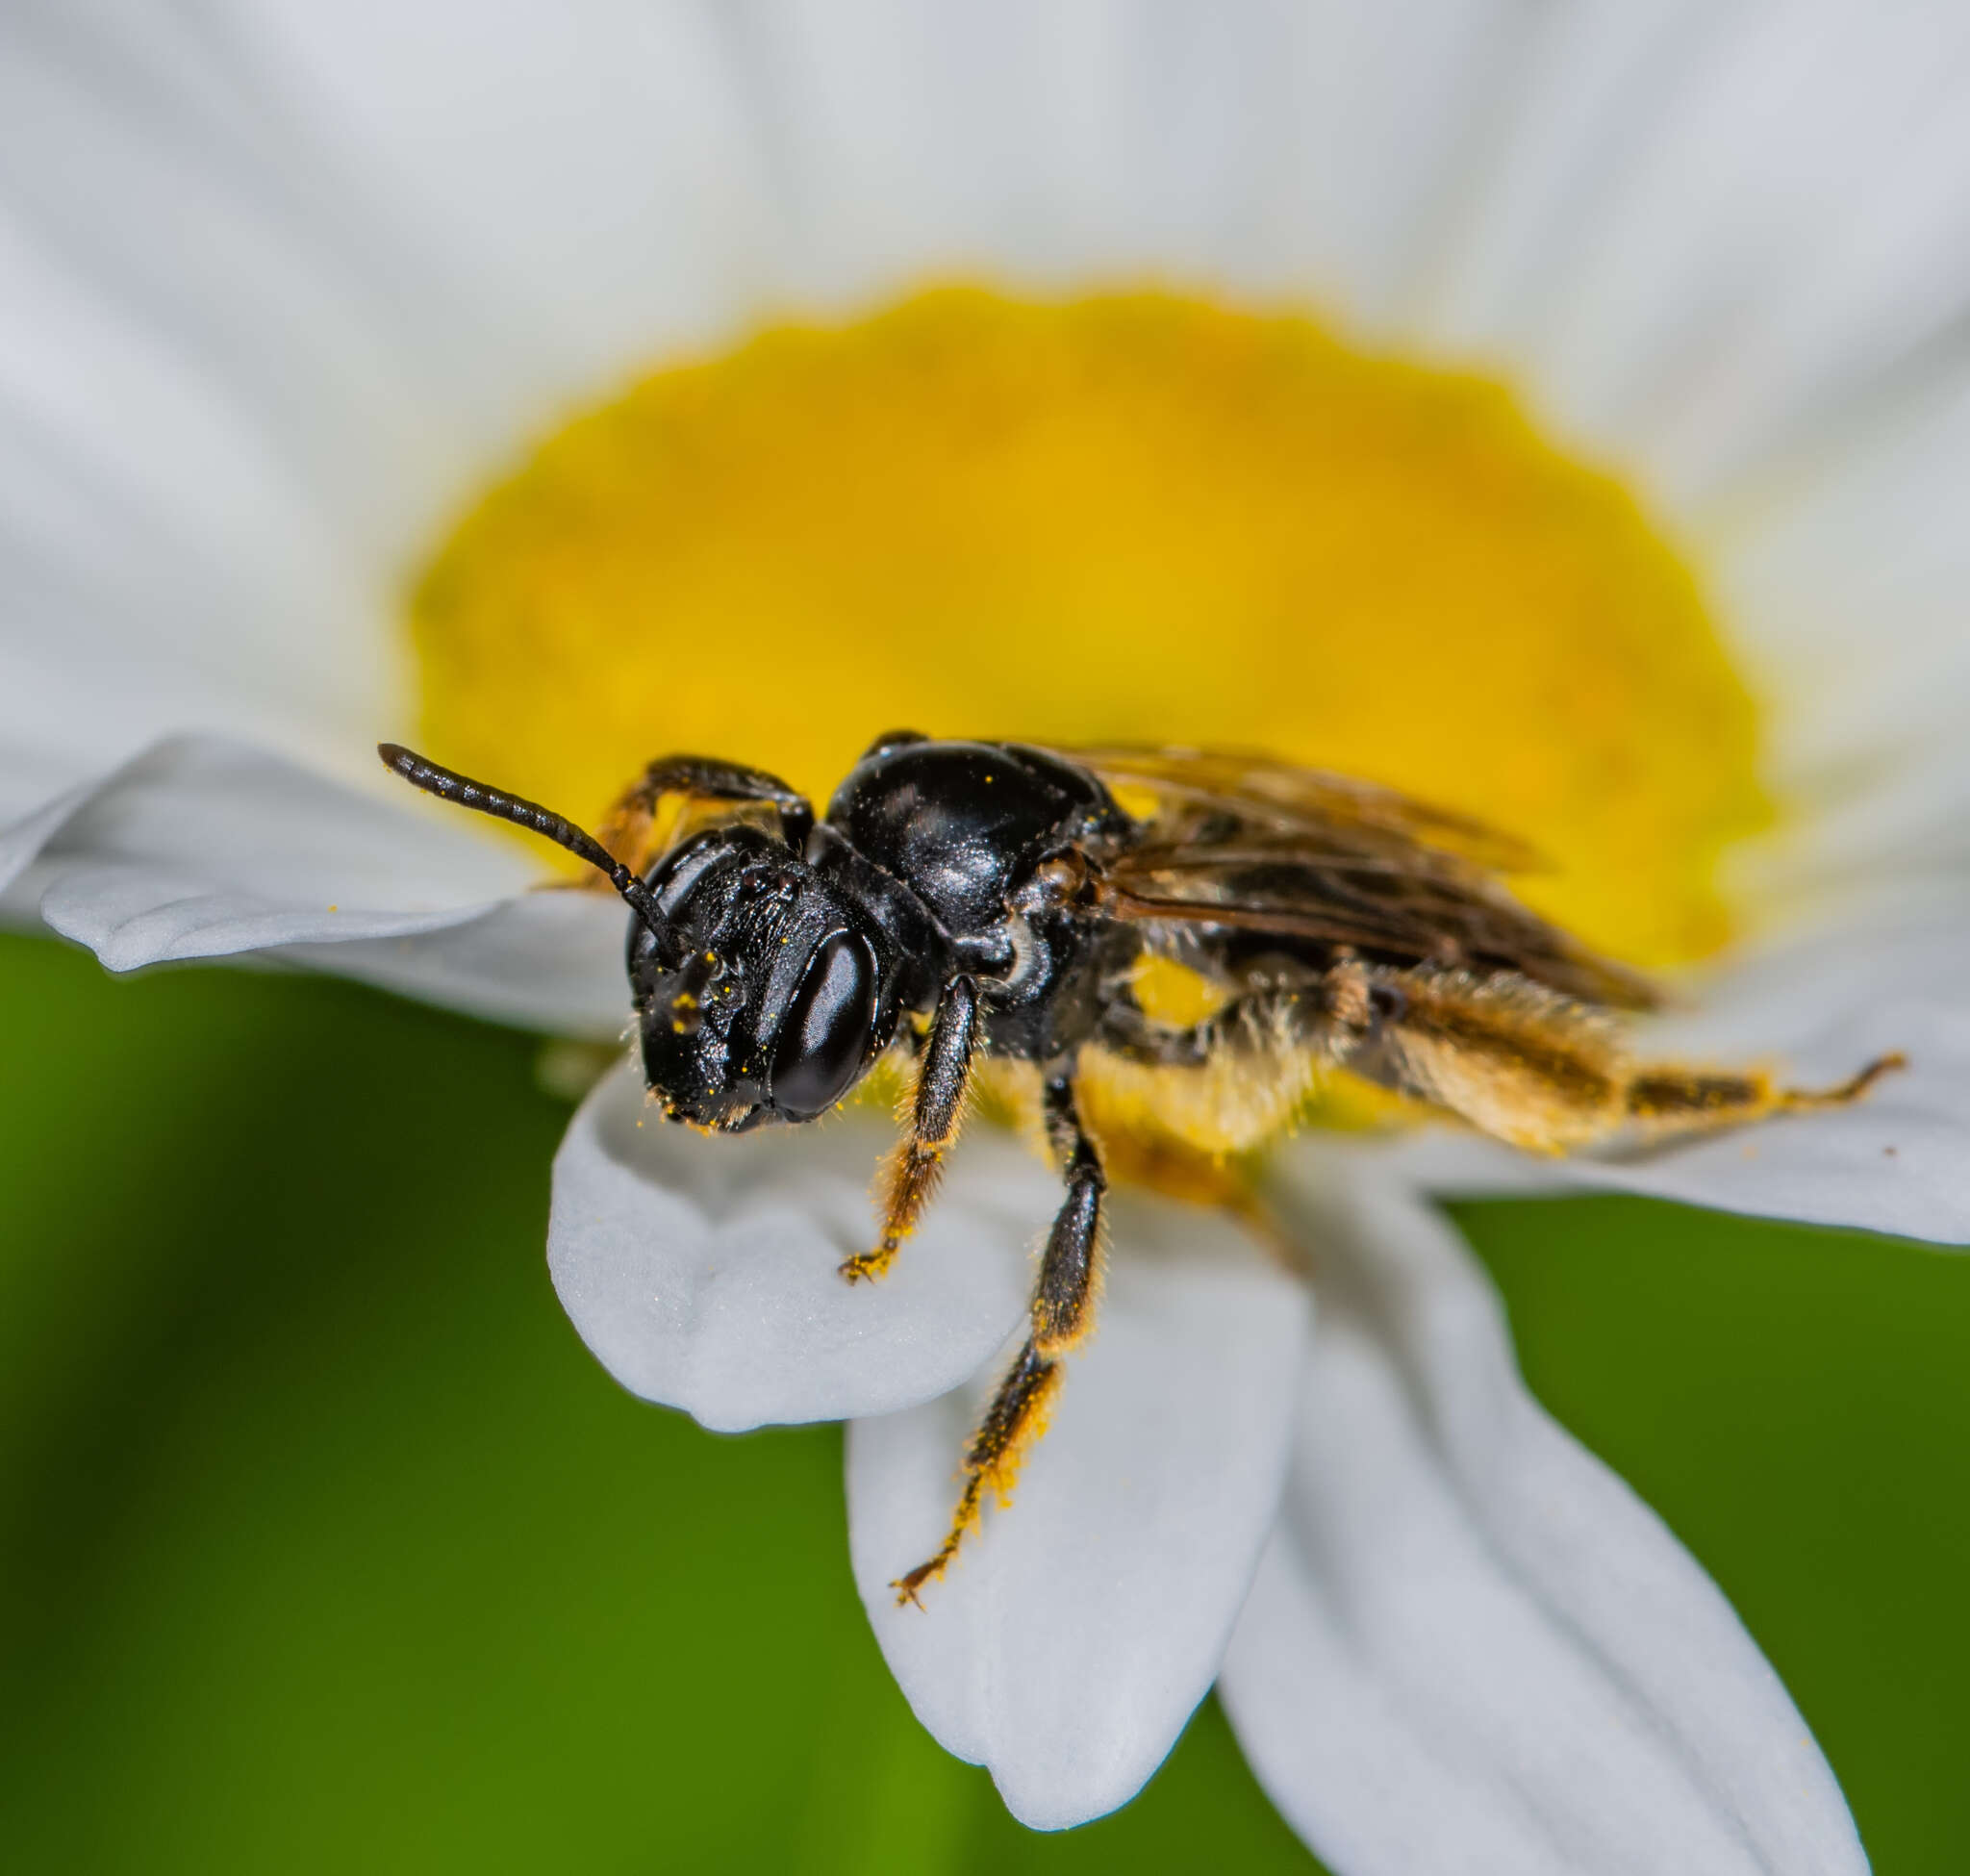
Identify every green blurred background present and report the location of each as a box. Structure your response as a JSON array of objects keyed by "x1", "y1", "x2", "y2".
[{"x1": 1, "y1": 928, "x2": 1964, "y2": 1874}]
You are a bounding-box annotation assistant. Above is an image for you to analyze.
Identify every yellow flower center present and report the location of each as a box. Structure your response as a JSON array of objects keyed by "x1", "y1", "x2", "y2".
[{"x1": 410, "y1": 288, "x2": 1768, "y2": 1166}]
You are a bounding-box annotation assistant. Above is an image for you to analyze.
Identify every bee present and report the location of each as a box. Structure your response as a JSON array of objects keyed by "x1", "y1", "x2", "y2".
[{"x1": 379, "y1": 733, "x2": 1901, "y2": 1603}]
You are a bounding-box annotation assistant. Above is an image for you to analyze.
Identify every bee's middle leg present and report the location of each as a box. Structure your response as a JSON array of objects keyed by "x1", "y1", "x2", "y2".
[
  {"x1": 843, "y1": 974, "x2": 979, "y2": 1283},
  {"x1": 892, "y1": 1069, "x2": 1105, "y2": 1606}
]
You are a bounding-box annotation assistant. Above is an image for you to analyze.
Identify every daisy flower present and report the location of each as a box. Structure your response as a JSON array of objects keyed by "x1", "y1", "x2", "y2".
[{"x1": 5, "y1": 5, "x2": 1967, "y2": 1869}]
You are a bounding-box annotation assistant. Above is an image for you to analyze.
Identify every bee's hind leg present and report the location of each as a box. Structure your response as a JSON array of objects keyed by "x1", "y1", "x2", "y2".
[
  {"x1": 1321, "y1": 957, "x2": 1906, "y2": 1152},
  {"x1": 1623, "y1": 1051, "x2": 1906, "y2": 1131},
  {"x1": 892, "y1": 1069, "x2": 1104, "y2": 1606}
]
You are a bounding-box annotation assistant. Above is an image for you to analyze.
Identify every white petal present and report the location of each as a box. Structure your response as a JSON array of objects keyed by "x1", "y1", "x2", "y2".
[
  {"x1": 1710, "y1": 367, "x2": 1970, "y2": 912},
  {"x1": 729, "y1": 0, "x2": 1530, "y2": 325},
  {"x1": 846, "y1": 1191, "x2": 1308, "y2": 1830},
  {"x1": 1420, "y1": 3, "x2": 1970, "y2": 507},
  {"x1": 231, "y1": 0, "x2": 784, "y2": 426},
  {"x1": 3, "y1": 737, "x2": 626, "y2": 1035},
  {"x1": 1595, "y1": 896, "x2": 1970, "y2": 1242},
  {"x1": 548, "y1": 1059, "x2": 1049, "y2": 1430},
  {"x1": 1371, "y1": 895, "x2": 1970, "y2": 1246},
  {"x1": 0, "y1": 40, "x2": 418, "y2": 788},
  {"x1": 0, "y1": 4, "x2": 478, "y2": 554},
  {"x1": 0, "y1": 769, "x2": 99, "y2": 899},
  {"x1": 0, "y1": 5, "x2": 774, "y2": 798},
  {"x1": 1221, "y1": 1172, "x2": 1865, "y2": 1876}
]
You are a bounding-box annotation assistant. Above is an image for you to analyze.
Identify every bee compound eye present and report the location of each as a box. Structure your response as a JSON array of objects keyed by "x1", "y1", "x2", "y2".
[{"x1": 769, "y1": 931, "x2": 877, "y2": 1120}]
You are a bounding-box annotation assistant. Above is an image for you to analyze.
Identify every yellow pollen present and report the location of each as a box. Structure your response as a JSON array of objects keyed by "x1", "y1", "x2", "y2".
[
  {"x1": 1131, "y1": 954, "x2": 1230, "y2": 1031},
  {"x1": 410, "y1": 288, "x2": 1768, "y2": 1152}
]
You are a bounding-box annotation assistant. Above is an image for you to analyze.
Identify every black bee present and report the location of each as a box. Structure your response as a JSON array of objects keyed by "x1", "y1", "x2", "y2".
[{"x1": 379, "y1": 733, "x2": 1899, "y2": 1602}]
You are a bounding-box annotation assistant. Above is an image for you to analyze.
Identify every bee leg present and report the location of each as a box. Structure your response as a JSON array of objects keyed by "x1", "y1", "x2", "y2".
[
  {"x1": 1622, "y1": 1052, "x2": 1906, "y2": 1131},
  {"x1": 1323, "y1": 961, "x2": 1905, "y2": 1153},
  {"x1": 892, "y1": 1070, "x2": 1104, "y2": 1606},
  {"x1": 842, "y1": 975, "x2": 979, "y2": 1283},
  {"x1": 594, "y1": 754, "x2": 815, "y2": 873}
]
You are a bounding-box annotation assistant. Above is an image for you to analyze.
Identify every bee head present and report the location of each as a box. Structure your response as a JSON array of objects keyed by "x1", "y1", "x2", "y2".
[
  {"x1": 369, "y1": 744, "x2": 897, "y2": 1132},
  {"x1": 630, "y1": 825, "x2": 891, "y2": 1131}
]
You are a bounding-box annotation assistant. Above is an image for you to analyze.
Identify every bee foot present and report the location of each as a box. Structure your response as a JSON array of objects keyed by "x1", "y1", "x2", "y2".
[
  {"x1": 838, "y1": 1247, "x2": 897, "y2": 1284},
  {"x1": 1801, "y1": 1050, "x2": 1907, "y2": 1107},
  {"x1": 890, "y1": 1560, "x2": 942, "y2": 1608}
]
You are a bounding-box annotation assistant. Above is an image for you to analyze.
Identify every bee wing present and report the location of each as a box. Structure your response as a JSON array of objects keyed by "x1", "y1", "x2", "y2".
[
  {"x1": 1047, "y1": 745, "x2": 1658, "y2": 1012},
  {"x1": 1057, "y1": 742, "x2": 1551, "y2": 875}
]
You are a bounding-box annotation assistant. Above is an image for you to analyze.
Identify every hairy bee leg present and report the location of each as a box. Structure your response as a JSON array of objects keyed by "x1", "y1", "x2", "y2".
[
  {"x1": 1623, "y1": 1051, "x2": 1907, "y2": 1129},
  {"x1": 594, "y1": 754, "x2": 816, "y2": 874},
  {"x1": 1320, "y1": 960, "x2": 1906, "y2": 1153},
  {"x1": 842, "y1": 975, "x2": 980, "y2": 1284},
  {"x1": 893, "y1": 1072, "x2": 1105, "y2": 1607}
]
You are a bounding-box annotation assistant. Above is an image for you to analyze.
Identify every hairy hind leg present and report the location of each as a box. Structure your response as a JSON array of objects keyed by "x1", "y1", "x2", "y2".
[
  {"x1": 1325, "y1": 961, "x2": 1904, "y2": 1153},
  {"x1": 1622, "y1": 1052, "x2": 1905, "y2": 1132}
]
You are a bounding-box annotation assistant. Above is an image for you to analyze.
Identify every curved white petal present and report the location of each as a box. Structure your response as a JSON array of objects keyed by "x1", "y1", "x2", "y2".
[
  {"x1": 2, "y1": 736, "x2": 626, "y2": 1035},
  {"x1": 1574, "y1": 899, "x2": 1970, "y2": 1243},
  {"x1": 1221, "y1": 1170, "x2": 1865, "y2": 1876},
  {"x1": 1366, "y1": 894, "x2": 1970, "y2": 1246},
  {"x1": 0, "y1": 33, "x2": 420, "y2": 797},
  {"x1": 228, "y1": 0, "x2": 785, "y2": 430},
  {"x1": 846, "y1": 1190, "x2": 1307, "y2": 1830},
  {"x1": 548, "y1": 1059, "x2": 1050, "y2": 1431},
  {"x1": 716, "y1": 0, "x2": 1532, "y2": 324},
  {"x1": 1713, "y1": 367, "x2": 1970, "y2": 918},
  {"x1": 0, "y1": 5, "x2": 481, "y2": 554},
  {"x1": 1421, "y1": 3, "x2": 1970, "y2": 506}
]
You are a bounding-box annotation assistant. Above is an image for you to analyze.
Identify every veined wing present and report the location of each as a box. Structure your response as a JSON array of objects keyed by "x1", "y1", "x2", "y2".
[
  {"x1": 1046, "y1": 744, "x2": 1658, "y2": 1012},
  {"x1": 1058, "y1": 742, "x2": 1549, "y2": 875}
]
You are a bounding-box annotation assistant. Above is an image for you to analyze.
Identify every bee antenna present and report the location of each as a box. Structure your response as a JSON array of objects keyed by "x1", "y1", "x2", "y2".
[{"x1": 377, "y1": 743, "x2": 678, "y2": 957}]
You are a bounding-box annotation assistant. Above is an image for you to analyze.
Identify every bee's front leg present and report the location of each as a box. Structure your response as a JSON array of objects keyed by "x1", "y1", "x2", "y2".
[
  {"x1": 892, "y1": 1069, "x2": 1105, "y2": 1606},
  {"x1": 594, "y1": 754, "x2": 815, "y2": 873},
  {"x1": 842, "y1": 974, "x2": 979, "y2": 1283}
]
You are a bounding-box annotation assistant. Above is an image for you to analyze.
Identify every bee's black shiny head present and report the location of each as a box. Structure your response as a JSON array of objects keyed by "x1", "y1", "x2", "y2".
[{"x1": 630, "y1": 825, "x2": 893, "y2": 1131}]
